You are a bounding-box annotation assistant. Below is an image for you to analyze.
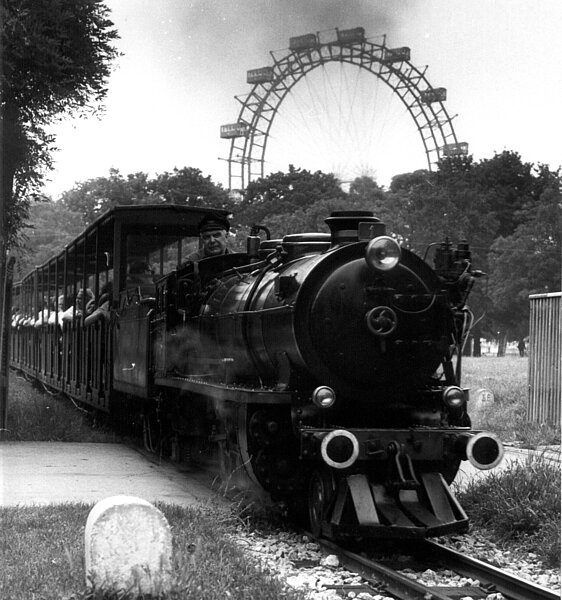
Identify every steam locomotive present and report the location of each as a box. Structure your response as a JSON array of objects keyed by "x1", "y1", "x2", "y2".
[{"x1": 10, "y1": 205, "x2": 503, "y2": 539}]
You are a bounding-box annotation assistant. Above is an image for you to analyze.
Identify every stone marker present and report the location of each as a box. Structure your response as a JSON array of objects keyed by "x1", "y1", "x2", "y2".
[
  {"x1": 472, "y1": 387, "x2": 495, "y2": 410},
  {"x1": 85, "y1": 495, "x2": 173, "y2": 595}
]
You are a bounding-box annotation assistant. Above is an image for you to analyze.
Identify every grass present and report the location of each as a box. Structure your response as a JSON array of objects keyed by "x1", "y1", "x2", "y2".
[
  {"x1": 0, "y1": 503, "x2": 306, "y2": 600},
  {"x1": 2, "y1": 374, "x2": 117, "y2": 442},
  {"x1": 461, "y1": 356, "x2": 560, "y2": 447},
  {"x1": 457, "y1": 452, "x2": 561, "y2": 567}
]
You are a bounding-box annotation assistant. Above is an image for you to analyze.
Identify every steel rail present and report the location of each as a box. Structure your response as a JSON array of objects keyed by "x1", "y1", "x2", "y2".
[
  {"x1": 420, "y1": 540, "x2": 561, "y2": 600},
  {"x1": 314, "y1": 536, "x2": 454, "y2": 600},
  {"x1": 309, "y1": 534, "x2": 560, "y2": 600}
]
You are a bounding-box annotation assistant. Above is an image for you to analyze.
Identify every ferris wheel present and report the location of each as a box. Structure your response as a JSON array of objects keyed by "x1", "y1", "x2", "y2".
[{"x1": 220, "y1": 27, "x2": 468, "y2": 191}]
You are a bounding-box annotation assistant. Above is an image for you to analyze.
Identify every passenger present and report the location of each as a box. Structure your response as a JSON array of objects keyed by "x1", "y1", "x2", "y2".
[
  {"x1": 61, "y1": 288, "x2": 94, "y2": 323},
  {"x1": 11, "y1": 307, "x2": 20, "y2": 328},
  {"x1": 98, "y1": 280, "x2": 113, "y2": 307},
  {"x1": 79, "y1": 288, "x2": 94, "y2": 314},
  {"x1": 48, "y1": 295, "x2": 66, "y2": 327},
  {"x1": 84, "y1": 281, "x2": 113, "y2": 326},
  {"x1": 34, "y1": 300, "x2": 51, "y2": 328},
  {"x1": 184, "y1": 214, "x2": 230, "y2": 263}
]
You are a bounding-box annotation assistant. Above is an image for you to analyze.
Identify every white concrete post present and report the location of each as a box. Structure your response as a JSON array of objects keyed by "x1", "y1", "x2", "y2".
[{"x1": 85, "y1": 495, "x2": 173, "y2": 595}]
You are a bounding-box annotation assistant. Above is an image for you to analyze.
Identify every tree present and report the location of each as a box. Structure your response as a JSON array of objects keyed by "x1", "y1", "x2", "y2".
[
  {"x1": 149, "y1": 167, "x2": 232, "y2": 211},
  {"x1": 487, "y1": 182, "x2": 562, "y2": 342},
  {"x1": 1, "y1": 0, "x2": 119, "y2": 434},
  {"x1": 470, "y1": 150, "x2": 535, "y2": 237},
  {"x1": 11, "y1": 200, "x2": 83, "y2": 276},
  {"x1": 1, "y1": 0, "x2": 119, "y2": 241},
  {"x1": 238, "y1": 165, "x2": 346, "y2": 227},
  {"x1": 61, "y1": 167, "x2": 233, "y2": 227},
  {"x1": 61, "y1": 169, "x2": 152, "y2": 225},
  {"x1": 347, "y1": 175, "x2": 396, "y2": 223}
]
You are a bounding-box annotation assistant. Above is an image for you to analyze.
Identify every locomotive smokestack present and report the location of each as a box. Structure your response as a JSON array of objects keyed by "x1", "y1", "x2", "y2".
[{"x1": 325, "y1": 211, "x2": 385, "y2": 247}]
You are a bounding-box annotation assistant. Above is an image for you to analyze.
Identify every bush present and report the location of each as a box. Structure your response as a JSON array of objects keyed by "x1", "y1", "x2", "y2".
[{"x1": 458, "y1": 453, "x2": 561, "y2": 566}]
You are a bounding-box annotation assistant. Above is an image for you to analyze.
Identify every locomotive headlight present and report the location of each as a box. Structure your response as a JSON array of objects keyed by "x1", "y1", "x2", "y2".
[
  {"x1": 365, "y1": 236, "x2": 401, "y2": 271},
  {"x1": 312, "y1": 386, "x2": 336, "y2": 409},
  {"x1": 443, "y1": 386, "x2": 466, "y2": 408}
]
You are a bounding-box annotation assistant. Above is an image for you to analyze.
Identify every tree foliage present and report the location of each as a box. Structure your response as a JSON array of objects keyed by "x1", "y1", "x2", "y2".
[
  {"x1": 1, "y1": 0, "x2": 119, "y2": 244},
  {"x1": 487, "y1": 183, "x2": 561, "y2": 339},
  {"x1": 150, "y1": 167, "x2": 232, "y2": 210},
  {"x1": 238, "y1": 165, "x2": 346, "y2": 230},
  {"x1": 60, "y1": 169, "x2": 152, "y2": 225},
  {"x1": 12, "y1": 199, "x2": 83, "y2": 277},
  {"x1": 60, "y1": 167, "x2": 232, "y2": 226}
]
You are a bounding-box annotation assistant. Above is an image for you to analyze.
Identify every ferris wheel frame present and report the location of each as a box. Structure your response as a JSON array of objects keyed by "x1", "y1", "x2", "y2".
[{"x1": 221, "y1": 28, "x2": 467, "y2": 191}]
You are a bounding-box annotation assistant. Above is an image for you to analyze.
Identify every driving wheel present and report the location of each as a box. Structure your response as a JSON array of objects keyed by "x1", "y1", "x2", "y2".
[{"x1": 308, "y1": 468, "x2": 335, "y2": 537}]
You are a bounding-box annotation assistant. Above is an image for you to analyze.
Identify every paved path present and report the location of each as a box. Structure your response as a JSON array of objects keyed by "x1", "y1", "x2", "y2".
[
  {"x1": 1, "y1": 441, "x2": 559, "y2": 506},
  {"x1": 0, "y1": 442, "x2": 221, "y2": 508}
]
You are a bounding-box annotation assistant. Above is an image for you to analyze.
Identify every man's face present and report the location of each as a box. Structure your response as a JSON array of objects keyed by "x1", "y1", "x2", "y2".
[{"x1": 201, "y1": 228, "x2": 227, "y2": 257}]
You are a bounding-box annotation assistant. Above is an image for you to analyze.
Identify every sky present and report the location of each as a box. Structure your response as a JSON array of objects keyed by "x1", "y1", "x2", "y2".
[{"x1": 42, "y1": 0, "x2": 562, "y2": 197}]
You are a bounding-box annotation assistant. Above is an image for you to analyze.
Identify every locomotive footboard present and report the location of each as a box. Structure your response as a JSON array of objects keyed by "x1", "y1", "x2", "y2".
[{"x1": 313, "y1": 471, "x2": 468, "y2": 539}]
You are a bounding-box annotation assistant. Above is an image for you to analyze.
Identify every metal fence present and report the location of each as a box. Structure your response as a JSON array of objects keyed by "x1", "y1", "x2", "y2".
[{"x1": 528, "y1": 292, "x2": 561, "y2": 424}]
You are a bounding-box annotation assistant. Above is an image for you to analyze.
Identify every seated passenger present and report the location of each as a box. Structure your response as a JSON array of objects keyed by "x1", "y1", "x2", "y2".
[
  {"x1": 48, "y1": 295, "x2": 66, "y2": 327},
  {"x1": 61, "y1": 288, "x2": 94, "y2": 323},
  {"x1": 11, "y1": 307, "x2": 21, "y2": 328},
  {"x1": 84, "y1": 281, "x2": 113, "y2": 326},
  {"x1": 34, "y1": 300, "x2": 51, "y2": 328},
  {"x1": 184, "y1": 214, "x2": 230, "y2": 263},
  {"x1": 98, "y1": 280, "x2": 113, "y2": 307}
]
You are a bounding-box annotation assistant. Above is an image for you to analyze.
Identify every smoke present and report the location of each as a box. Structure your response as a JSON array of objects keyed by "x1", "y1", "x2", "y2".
[{"x1": 171, "y1": 0, "x2": 401, "y2": 71}]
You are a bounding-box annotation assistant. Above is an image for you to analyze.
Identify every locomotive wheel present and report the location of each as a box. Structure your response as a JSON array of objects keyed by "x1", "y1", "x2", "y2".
[
  {"x1": 218, "y1": 438, "x2": 241, "y2": 490},
  {"x1": 308, "y1": 468, "x2": 336, "y2": 538},
  {"x1": 141, "y1": 409, "x2": 164, "y2": 454},
  {"x1": 217, "y1": 403, "x2": 261, "y2": 492}
]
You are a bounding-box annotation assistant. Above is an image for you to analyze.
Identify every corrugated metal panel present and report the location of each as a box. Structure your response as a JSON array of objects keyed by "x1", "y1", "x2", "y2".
[{"x1": 528, "y1": 292, "x2": 561, "y2": 424}]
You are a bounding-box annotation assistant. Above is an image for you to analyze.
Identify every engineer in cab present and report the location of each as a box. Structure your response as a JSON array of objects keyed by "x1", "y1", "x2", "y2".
[{"x1": 185, "y1": 214, "x2": 230, "y2": 262}]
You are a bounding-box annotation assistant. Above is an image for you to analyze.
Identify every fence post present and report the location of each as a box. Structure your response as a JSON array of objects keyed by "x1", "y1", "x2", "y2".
[
  {"x1": 528, "y1": 292, "x2": 561, "y2": 425},
  {"x1": 0, "y1": 256, "x2": 15, "y2": 440}
]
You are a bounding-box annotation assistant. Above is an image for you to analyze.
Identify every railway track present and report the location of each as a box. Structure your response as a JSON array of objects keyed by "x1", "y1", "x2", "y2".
[{"x1": 310, "y1": 535, "x2": 561, "y2": 600}]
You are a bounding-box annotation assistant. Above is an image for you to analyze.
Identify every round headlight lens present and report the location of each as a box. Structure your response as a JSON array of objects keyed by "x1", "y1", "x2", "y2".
[
  {"x1": 443, "y1": 386, "x2": 466, "y2": 408},
  {"x1": 312, "y1": 386, "x2": 336, "y2": 409},
  {"x1": 365, "y1": 236, "x2": 401, "y2": 271}
]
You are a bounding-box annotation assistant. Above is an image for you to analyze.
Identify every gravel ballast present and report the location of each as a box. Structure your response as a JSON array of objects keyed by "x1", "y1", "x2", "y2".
[{"x1": 231, "y1": 527, "x2": 561, "y2": 600}]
